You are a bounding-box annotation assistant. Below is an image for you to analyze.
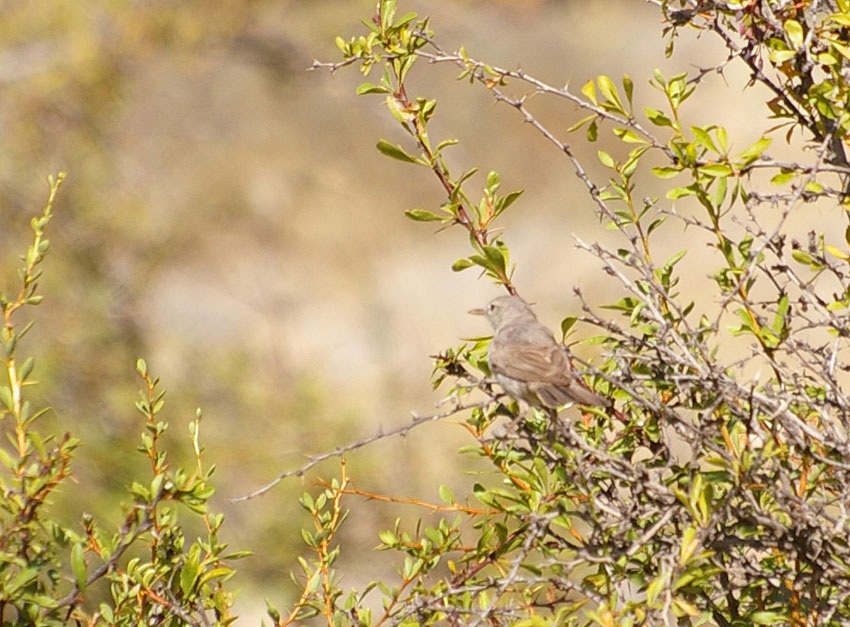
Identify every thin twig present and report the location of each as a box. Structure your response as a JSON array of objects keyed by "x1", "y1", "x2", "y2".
[{"x1": 231, "y1": 397, "x2": 494, "y2": 501}]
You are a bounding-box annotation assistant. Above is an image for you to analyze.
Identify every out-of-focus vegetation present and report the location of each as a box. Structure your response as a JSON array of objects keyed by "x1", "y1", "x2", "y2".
[{"x1": 0, "y1": 1, "x2": 422, "y2": 617}]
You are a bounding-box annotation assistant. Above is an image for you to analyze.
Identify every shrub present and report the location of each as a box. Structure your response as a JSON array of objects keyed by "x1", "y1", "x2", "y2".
[
  {"x1": 270, "y1": 1, "x2": 850, "y2": 624},
  {"x1": 0, "y1": 174, "x2": 245, "y2": 625}
]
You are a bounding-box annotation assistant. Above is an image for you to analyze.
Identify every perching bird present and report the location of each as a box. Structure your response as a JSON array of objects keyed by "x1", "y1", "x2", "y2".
[{"x1": 470, "y1": 294, "x2": 610, "y2": 409}]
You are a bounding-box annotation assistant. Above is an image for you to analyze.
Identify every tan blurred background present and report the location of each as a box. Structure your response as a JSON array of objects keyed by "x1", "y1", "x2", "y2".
[{"x1": 0, "y1": 0, "x2": 810, "y2": 619}]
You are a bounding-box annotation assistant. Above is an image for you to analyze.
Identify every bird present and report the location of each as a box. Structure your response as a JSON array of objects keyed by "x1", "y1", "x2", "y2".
[{"x1": 469, "y1": 294, "x2": 611, "y2": 409}]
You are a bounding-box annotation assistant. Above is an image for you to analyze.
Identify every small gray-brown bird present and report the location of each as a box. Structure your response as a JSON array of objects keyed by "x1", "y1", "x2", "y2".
[{"x1": 470, "y1": 294, "x2": 610, "y2": 409}]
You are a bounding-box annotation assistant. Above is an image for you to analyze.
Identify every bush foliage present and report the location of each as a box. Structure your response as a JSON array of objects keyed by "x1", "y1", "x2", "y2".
[
  {"x1": 6, "y1": 0, "x2": 850, "y2": 625},
  {"x1": 294, "y1": 0, "x2": 850, "y2": 625},
  {"x1": 1, "y1": 178, "x2": 245, "y2": 624}
]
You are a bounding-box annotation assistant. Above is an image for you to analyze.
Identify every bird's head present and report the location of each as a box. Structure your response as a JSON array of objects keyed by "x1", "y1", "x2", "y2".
[{"x1": 469, "y1": 294, "x2": 537, "y2": 330}]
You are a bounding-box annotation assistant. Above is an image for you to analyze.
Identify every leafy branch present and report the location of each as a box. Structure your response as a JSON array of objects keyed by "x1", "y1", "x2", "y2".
[{"x1": 316, "y1": 0, "x2": 521, "y2": 290}]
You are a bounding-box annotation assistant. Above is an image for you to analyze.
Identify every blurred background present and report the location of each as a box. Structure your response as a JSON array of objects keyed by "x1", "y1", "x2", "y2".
[{"x1": 0, "y1": 0, "x2": 779, "y2": 619}]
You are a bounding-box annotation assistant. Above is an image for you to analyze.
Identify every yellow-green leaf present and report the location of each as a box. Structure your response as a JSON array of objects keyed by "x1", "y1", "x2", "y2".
[
  {"x1": 404, "y1": 208, "x2": 445, "y2": 222},
  {"x1": 597, "y1": 75, "x2": 623, "y2": 112},
  {"x1": 737, "y1": 136, "x2": 772, "y2": 165},
  {"x1": 784, "y1": 18, "x2": 804, "y2": 49},
  {"x1": 826, "y1": 244, "x2": 850, "y2": 261},
  {"x1": 598, "y1": 150, "x2": 616, "y2": 169},
  {"x1": 376, "y1": 139, "x2": 418, "y2": 163},
  {"x1": 679, "y1": 525, "x2": 698, "y2": 565},
  {"x1": 581, "y1": 79, "x2": 596, "y2": 104},
  {"x1": 452, "y1": 258, "x2": 474, "y2": 272},
  {"x1": 567, "y1": 114, "x2": 597, "y2": 133},
  {"x1": 71, "y1": 543, "x2": 87, "y2": 591}
]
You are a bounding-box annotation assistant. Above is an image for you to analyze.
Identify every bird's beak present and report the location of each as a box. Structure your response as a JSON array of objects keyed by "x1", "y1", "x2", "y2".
[{"x1": 468, "y1": 307, "x2": 486, "y2": 316}]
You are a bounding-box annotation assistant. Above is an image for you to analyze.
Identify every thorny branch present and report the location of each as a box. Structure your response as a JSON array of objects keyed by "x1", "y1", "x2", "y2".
[{"x1": 232, "y1": 393, "x2": 497, "y2": 501}]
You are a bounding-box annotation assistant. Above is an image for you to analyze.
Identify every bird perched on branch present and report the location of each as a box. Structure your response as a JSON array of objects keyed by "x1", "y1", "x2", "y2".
[{"x1": 470, "y1": 294, "x2": 611, "y2": 409}]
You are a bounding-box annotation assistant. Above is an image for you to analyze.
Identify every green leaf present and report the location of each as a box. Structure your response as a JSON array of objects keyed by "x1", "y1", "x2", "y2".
[
  {"x1": 646, "y1": 572, "x2": 668, "y2": 606},
  {"x1": 450, "y1": 168, "x2": 479, "y2": 201},
  {"x1": 376, "y1": 139, "x2": 418, "y2": 163},
  {"x1": 714, "y1": 173, "x2": 728, "y2": 206},
  {"x1": 831, "y1": 40, "x2": 850, "y2": 62},
  {"x1": 419, "y1": 96, "x2": 437, "y2": 121},
  {"x1": 379, "y1": 0, "x2": 397, "y2": 31},
  {"x1": 665, "y1": 250, "x2": 687, "y2": 268},
  {"x1": 378, "y1": 529, "x2": 397, "y2": 546},
  {"x1": 667, "y1": 185, "x2": 696, "y2": 199},
  {"x1": 645, "y1": 107, "x2": 673, "y2": 127},
  {"x1": 404, "y1": 208, "x2": 445, "y2": 222},
  {"x1": 715, "y1": 126, "x2": 728, "y2": 153},
  {"x1": 498, "y1": 189, "x2": 524, "y2": 213},
  {"x1": 4, "y1": 567, "x2": 39, "y2": 595},
  {"x1": 652, "y1": 166, "x2": 680, "y2": 179},
  {"x1": 0, "y1": 386, "x2": 12, "y2": 411},
  {"x1": 784, "y1": 18, "x2": 804, "y2": 49},
  {"x1": 792, "y1": 249, "x2": 818, "y2": 266},
  {"x1": 772, "y1": 294, "x2": 790, "y2": 336},
  {"x1": 0, "y1": 445, "x2": 12, "y2": 469},
  {"x1": 435, "y1": 138, "x2": 459, "y2": 152},
  {"x1": 597, "y1": 75, "x2": 623, "y2": 112},
  {"x1": 770, "y1": 170, "x2": 796, "y2": 185},
  {"x1": 438, "y1": 484, "x2": 454, "y2": 504},
  {"x1": 98, "y1": 605, "x2": 115, "y2": 623},
  {"x1": 828, "y1": 12, "x2": 850, "y2": 27},
  {"x1": 598, "y1": 150, "x2": 616, "y2": 169},
  {"x1": 699, "y1": 163, "x2": 733, "y2": 177},
  {"x1": 622, "y1": 148, "x2": 644, "y2": 177},
  {"x1": 678, "y1": 525, "x2": 699, "y2": 565},
  {"x1": 691, "y1": 126, "x2": 719, "y2": 153},
  {"x1": 71, "y1": 543, "x2": 87, "y2": 592},
  {"x1": 804, "y1": 180, "x2": 824, "y2": 194},
  {"x1": 481, "y1": 244, "x2": 507, "y2": 274},
  {"x1": 613, "y1": 128, "x2": 645, "y2": 144},
  {"x1": 671, "y1": 598, "x2": 700, "y2": 618},
  {"x1": 769, "y1": 48, "x2": 798, "y2": 63},
  {"x1": 19, "y1": 356, "x2": 34, "y2": 382},
  {"x1": 198, "y1": 566, "x2": 235, "y2": 588},
  {"x1": 580, "y1": 79, "x2": 596, "y2": 104},
  {"x1": 567, "y1": 114, "x2": 597, "y2": 133},
  {"x1": 356, "y1": 82, "x2": 390, "y2": 95},
  {"x1": 180, "y1": 549, "x2": 200, "y2": 596},
  {"x1": 751, "y1": 611, "x2": 789, "y2": 625},
  {"x1": 737, "y1": 136, "x2": 772, "y2": 166},
  {"x1": 395, "y1": 11, "x2": 419, "y2": 29},
  {"x1": 451, "y1": 258, "x2": 474, "y2": 272},
  {"x1": 384, "y1": 94, "x2": 409, "y2": 123},
  {"x1": 817, "y1": 51, "x2": 838, "y2": 66},
  {"x1": 623, "y1": 74, "x2": 634, "y2": 105},
  {"x1": 560, "y1": 316, "x2": 577, "y2": 340}
]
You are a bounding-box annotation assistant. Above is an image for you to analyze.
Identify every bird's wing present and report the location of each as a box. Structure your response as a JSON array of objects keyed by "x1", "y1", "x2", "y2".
[
  {"x1": 532, "y1": 380, "x2": 611, "y2": 408},
  {"x1": 490, "y1": 338, "x2": 571, "y2": 384},
  {"x1": 489, "y1": 327, "x2": 610, "y2": 408}
]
